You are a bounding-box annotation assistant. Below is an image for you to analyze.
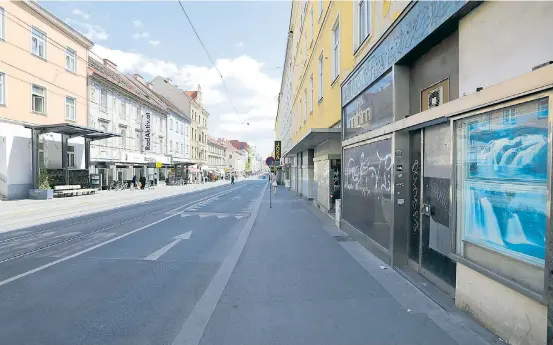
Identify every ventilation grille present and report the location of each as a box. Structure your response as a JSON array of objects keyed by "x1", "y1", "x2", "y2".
[{"x1": 427, "y1": 86, "x2": 443, "y2": 109}]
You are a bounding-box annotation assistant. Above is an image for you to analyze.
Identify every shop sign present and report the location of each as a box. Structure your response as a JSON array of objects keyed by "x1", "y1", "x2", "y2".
[
  {"x1": 155, "y1": 162, "x2": 163, "y2": 169},
  {"x1": 341, "y1": 0, "x2": 467, "y2": 106},
  {"x1": 274, "y1": 141, "x2": 281, "y2": 160},
  {"x1": 143, "y1": 112, "x2": 151, "y2": 151}
]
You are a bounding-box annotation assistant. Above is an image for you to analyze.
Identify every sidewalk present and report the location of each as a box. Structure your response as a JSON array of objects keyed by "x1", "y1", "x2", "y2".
[
  {"x1": 200, "y1": 186, "x2": 503, "y2": 345},
  {"x1": 0, "y1": 180, "x2": 229, "y2": 233}
]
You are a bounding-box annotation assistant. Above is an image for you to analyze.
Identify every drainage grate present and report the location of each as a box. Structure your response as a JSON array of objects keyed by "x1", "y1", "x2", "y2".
[{"x1": 334, "y1": 235, "x2": 353, "y2": 242}]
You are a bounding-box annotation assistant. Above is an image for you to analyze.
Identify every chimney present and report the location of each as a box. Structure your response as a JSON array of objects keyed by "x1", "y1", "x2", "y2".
[
  {"x1": 103, "y1": 59, "x2": 118, "y2": 70},
  {"x1": 134, "y1": 74, "x2": 145, "y2": 84}
]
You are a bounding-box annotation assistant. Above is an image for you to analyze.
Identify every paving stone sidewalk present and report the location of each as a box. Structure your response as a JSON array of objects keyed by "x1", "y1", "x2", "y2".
[
  {"x1": 199, "y1": 185, "x2": 503, "y2": 345},
  {"x1": 0, "y1": 180, "x2": 230, "y2": 233}
]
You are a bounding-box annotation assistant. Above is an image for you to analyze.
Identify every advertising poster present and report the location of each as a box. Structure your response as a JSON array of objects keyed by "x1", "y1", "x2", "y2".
[{"x1": 458, "y1": 98, "x2": 549, "y2": 262}]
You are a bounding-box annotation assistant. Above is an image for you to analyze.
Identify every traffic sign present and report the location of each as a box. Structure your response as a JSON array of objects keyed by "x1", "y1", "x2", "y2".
[{"x1": 265, "y1": 156, "x2": 275, "y2": 166}]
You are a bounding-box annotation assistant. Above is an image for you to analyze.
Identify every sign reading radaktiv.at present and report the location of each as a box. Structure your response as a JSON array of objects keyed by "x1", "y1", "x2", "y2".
[
  {"x1": 143, "y1": 112, "x2": 151, "y2": 151},
  {"x1": 274, "y1": 141, "x2": 281, "y2": 161}
]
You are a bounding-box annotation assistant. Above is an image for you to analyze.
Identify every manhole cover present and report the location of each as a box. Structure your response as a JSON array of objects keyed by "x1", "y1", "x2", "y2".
[{"x1": 334, "y1": 235, "x2": 353, "y2": 242}]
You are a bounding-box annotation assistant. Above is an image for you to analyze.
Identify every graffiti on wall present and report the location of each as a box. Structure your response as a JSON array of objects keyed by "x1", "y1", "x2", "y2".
[
  {"x1": 458, "y1": 98, "x2": 549, "y2": 262},
  {"x1": 342, "y1": 0, "x2": 467, "y2": 105},
  {"x1": 344, "y1": 145, "x2": 393, "y2": 196},
  {"x1": 343, "y1": 139, "x2": 393, "y2": 248}
]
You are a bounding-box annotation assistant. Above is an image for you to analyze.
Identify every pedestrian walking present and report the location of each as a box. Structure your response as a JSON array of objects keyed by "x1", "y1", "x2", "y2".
[
  {"x1": 132, "y1": 175, "x2": 137, "y2": 189},
  {"x1": 140, "y1": 175, "x2": 146, "y2": 190},
  {"x1": 231, "y1": 174, "x2": 235, "y2": 185}
]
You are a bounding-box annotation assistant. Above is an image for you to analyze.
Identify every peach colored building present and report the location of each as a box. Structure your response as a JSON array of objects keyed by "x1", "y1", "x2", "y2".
[{"x1": 0, "y1": 0, "x2": 93, "y2": 199}]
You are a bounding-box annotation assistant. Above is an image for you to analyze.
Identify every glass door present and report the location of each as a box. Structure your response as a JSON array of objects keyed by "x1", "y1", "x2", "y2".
[{"x1": 408, "y1": 124, "x2": 456, "y2": 296}]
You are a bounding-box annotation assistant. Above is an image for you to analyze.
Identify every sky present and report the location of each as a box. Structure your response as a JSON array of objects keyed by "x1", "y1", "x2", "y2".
[{"x1": 41, "y1": 1, "x2": 291, "y2": 157}]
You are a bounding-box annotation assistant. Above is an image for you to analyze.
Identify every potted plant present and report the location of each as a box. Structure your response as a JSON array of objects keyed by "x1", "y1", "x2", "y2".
[{"x1": 28, "y1": 168, "x2": 54, "y2": 200}]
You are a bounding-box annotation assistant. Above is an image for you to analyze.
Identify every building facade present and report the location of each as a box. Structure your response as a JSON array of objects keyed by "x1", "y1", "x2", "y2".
[
  {"x1": 277, "y1": 0, "x2": 354, "y2": 213},
  {"x1": 150, "y1": 78, "x2": 209, "y2": 182},
  {"x1": 87, "y1": 58, "x2": 170, "y2": 188},
  {"x1": 207, "y1": 136, "x2": 226, "y2": 177},
  {"x1": 0, "y1": 0, "x2": 93, "y2": 199},
  {"x1": 338, "y1": 2, "x2": 552, "y2": 345}
]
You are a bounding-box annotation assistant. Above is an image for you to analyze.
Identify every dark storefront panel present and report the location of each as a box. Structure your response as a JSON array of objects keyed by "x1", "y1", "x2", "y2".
[
  {"x1": 343, "y1": 139, "x2": 393, "y2": 249},
  {"x1": 409, "y1": 130, "x2": 422, "y2": 262},
  {"x1": 343, "y1": 72, "x2": 394, "y2": 141}
]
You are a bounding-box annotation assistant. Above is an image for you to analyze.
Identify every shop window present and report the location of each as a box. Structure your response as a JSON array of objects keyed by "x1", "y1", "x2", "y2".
[
  {"x1": 343, "y1": 71, "x2": 393, "y2": 140},
  {"x1": 455, "y1": 98, "x2": 549, "y2": 265}
]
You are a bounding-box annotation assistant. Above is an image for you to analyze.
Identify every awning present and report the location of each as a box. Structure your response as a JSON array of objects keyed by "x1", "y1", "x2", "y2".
[
  {"x1": 24, "y1": 123, "x2": 120, "y2": 141},
  {"x1": 188, "y1": 167, "x2": 200, "y2": 173},
  {"x1": 286, "y1": 128, "x2": 341, "y2": 156},
  {"x1": 172, "y1": 157, "x2": 196, "y2": 165}
]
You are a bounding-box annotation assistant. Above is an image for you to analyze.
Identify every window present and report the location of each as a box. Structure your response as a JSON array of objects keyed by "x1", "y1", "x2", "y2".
[
  {"x1": 303, "y1": 89, "x2": 307, "y2": 122},
  {"x1": 181, "y1": 143, "x2": 183, "y2": 153},
  {"x1": 67, "y1": 146, "x2": 75, "y2": 168},
  {"x1": 455, "y1": 98, "x2": 549, "y2": 266},
  {"x1": 65, "y1": 96, "x2": 76, "y2": 121},
  {"x1": 310, "y1": 5, "x2": 314, "y2": 46},
  {"x1": 120, "y1": 129, "x2": 127, "y2": 148},
  {"x1": 318, "y1": 52, "x2": 324, "y2": 100},
  {"x1": 121, "y1": 101, "x2": 126, "y2": 119},
  {"x1": 100, "y1": 88, "x2": 107, "y2": 112},
  {"x1": 502, "y1": 107, "x2": 516, "y2": 125},
  {"x1": 0, "y1": 72, "x2": 4, "y2": 105},
  {"x1": 170, "y1": 118, "x2": 173, "y2": 130},
  {"x1": 31, "y1": 27, "x2": 46, "y2": 59},
  {"x1": 32, "y1": 85, "x2": 45, "y2": 114},
  {"x1": 135, "y1": 129, "x2": 141, "y2": 150},
  {"x1": 160, "y1": 138, "x2": 164, "y2": 154},
  {"x1": 331, "y1": 18, "x2": 340, "y2": 81},
  {"x1": 65, "y1": 48, "x2": 76, "y2": 73},
  {"x1": 319, "y1": 0, "x2": 323, "y2": 18},
  {"x1": 170, "y1": 140, "x2": 173, "y2": 152},
  {"x1": 0, "y1": 7, "x2": 5, "y2": 40},
  {"x1": 355, "y1": 0, "x2": 370, "y2": 49},
  {"x1": 309, "y1": 75, "x2": 313, "y2": 114},
  {"x1": 135, "y1": 106, "x2": 140, "y2": 123},
  {"x1": 537, "y1": 98, "x2": 549, "y2": 118},
  {"x1": 176, "y1": 142, "x2": 179, "y2": 153}
]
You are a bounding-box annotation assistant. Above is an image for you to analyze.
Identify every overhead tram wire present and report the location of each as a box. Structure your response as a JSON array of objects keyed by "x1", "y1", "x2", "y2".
[{"x1": 176, "y1": 0, "x2": 248, "y2": 127}]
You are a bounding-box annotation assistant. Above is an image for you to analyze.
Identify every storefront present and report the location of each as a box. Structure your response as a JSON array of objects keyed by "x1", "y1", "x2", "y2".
[
  {"x1": 286, "y1": 128, "x2": 341, "y2": 212},
  {"x1": 339, "y1": 0, "x2": 552, "y2": 343}
]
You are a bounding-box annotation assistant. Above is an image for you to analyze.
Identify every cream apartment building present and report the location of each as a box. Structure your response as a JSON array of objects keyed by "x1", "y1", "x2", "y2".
[{"x1": 0, "y1": 0, "x2": 93, "y2": 199}]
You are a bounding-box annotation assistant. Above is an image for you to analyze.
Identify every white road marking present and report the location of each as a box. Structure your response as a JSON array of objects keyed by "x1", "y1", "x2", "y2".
[
  {"x1": 216, "y1": 215, "x2": 227, "y2": 219},
  {"x1": 235, "y1": 216, "x2": 244, "y2": 219},
  {"x1": 181, "y1": 214, "x2": 193, "y2": 218},
  {"x1": 199, "y1": 215, "x2": 209, "y2": 218},
  {"x1": 0, "y1": 184, "x2": 246, "y2": 287},
  {"x1": 52, "y1": 232, "x2": 81, "y2": 238},
  {"x1": 0, "y1": 216, "x2": 177, "y2": 287},
  {"x1": 144, "y1": 232, "x2": 192, "y2": 261},
  {"x1": 232, "y1": 196, "x2": 241, "y2": 200}
]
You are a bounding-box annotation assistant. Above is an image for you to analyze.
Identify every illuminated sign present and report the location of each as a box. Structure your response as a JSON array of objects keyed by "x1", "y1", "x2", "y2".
[{"x1": 274, "y1": 141, "x2": 281, "y2": 161}]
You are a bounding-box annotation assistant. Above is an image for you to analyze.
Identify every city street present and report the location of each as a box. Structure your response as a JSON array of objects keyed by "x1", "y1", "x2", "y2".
[{"x1": 0, "y1": 179, "x2": 500, "y2": 345}]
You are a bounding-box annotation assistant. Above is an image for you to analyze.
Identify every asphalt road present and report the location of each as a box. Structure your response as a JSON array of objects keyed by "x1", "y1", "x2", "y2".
[{"x1": 0, "y1": 179, "x2": 266, "y2": 345}]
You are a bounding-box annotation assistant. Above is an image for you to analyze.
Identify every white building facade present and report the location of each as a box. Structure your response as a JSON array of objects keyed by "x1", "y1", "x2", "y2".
[{"x1": 87, "y1": 58, "x2": 169, "y2": 188}]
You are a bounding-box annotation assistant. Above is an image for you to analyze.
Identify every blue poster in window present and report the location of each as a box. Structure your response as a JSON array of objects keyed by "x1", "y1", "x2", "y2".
[
  {"x1": 464, "y1": 186, "x2": 547, "y2": 261},
  {"x1": 458, "y1": 98, "x2": 549, "y2": 263}
]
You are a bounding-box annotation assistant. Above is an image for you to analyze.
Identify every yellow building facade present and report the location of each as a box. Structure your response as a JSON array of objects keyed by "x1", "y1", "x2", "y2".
[{"x1": 276, "y1": 0, "x2": 409, "y2": 211}]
